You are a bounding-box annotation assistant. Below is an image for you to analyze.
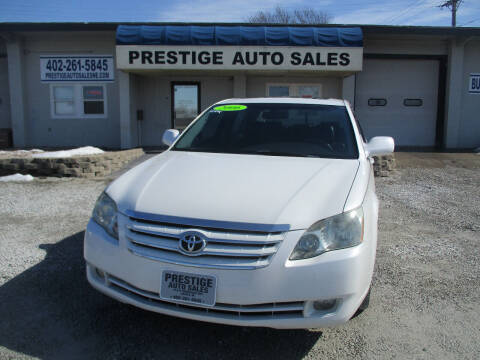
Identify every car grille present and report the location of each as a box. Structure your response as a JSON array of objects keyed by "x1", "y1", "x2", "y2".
[
  {"x1": 124, "y1": 213, "x2": 284, "y2": 270},
  {"x1": 107, "y1": 274, "x2": 304, "y2": 318}
]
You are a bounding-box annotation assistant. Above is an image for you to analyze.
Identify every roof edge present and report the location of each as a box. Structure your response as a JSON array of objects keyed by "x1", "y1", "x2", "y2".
[{"x1": 0, "y1": 22, "x2": 479, "y2": 36}]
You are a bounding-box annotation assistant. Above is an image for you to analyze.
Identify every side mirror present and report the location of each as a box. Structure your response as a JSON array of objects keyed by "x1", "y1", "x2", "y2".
[
  {"x1": 162, "y1": 129, "x2": 180, "y2": 147},
  {"x1": 365, "y1": 136, "x2": 395, "y2": 157}
]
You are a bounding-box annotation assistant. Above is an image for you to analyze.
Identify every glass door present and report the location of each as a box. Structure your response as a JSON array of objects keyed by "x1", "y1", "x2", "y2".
[{"x1": 171, "y1": 83, "x2": 200, "y2": 130}]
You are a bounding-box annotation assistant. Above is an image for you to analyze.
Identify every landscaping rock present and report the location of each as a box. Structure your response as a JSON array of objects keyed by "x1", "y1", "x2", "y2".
[{"x1": 0, "y1": 148, "x2": 144, "y2": 178}]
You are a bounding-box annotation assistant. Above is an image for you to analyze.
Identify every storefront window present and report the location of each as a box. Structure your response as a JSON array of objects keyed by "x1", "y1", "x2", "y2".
[
  {"x1": 50, "y1": 84, "x2": 107, "y2": 118},
  {"x1": 297, "y1": 85, "x2": 320, "y2": 98},
  {"x1": 83, "y1": 86, "x2": 105, "y2": 114},
  {"x1": 53, "y1": 86, "x2": 75, "y2": 115},
  {"x1": 268, "y1": 84, "x2": 322, "y2": 98},
  {"x1": 268, "y1": 86, "x2": 290, "y2": 97}
]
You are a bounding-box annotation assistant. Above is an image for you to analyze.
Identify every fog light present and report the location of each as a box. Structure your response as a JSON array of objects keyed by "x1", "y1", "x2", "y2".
[
  {"x1": 313, "y1": 299, "x2": 336, "y2": 311},
  {"x1": 95, "y1": 267, "x2": 105, "y2": 280}
]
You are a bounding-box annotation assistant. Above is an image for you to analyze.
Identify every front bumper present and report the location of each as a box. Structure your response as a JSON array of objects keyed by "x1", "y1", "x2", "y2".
[{"x1": 84, "y1": 215, "x2": 375, "y2": 329}]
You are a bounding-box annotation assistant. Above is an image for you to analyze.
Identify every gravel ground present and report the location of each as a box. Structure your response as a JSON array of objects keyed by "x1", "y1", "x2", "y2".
[{"x1": 0, "y1": 156, "x2": 479, "y2": 359}]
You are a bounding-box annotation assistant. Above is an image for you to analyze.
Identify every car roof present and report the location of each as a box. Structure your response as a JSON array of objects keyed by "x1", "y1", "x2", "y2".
[{"x1": 216, "y1": 98, "x2": 346, "y2": 106}]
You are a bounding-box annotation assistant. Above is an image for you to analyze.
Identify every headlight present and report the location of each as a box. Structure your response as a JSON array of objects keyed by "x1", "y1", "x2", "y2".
[
  {"x1": 289, "y1": 207, "x2": 364, "y2": 260},
  {"x1": 92, "y1": 192, "x2": 118, "y2": 239}
]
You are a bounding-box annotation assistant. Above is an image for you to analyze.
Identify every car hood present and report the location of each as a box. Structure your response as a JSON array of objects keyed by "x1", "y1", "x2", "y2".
[{"x1": 107, "y1": 151, "x2": 359, "y2": 230}]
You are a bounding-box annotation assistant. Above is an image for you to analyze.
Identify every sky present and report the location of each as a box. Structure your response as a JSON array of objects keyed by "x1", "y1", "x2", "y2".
[{"x1": 0, "y1": 0, "x2": 479, "y2": 27}]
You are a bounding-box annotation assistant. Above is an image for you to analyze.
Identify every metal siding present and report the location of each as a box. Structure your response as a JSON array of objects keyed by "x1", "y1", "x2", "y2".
[
  {"x1": 22, "y1": 31, "x2": 120, "y2": 148},
  {"x1": 7, "y1": 29, "x2": 477, "y2": 149},
  {"x1": 459, "y1": 40, "x2": 480, "y2": 148}
]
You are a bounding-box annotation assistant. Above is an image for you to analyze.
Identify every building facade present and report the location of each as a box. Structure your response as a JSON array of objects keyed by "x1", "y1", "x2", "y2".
[{"x1": 0, "y1": 23, "x2": 479, "y2": 150}]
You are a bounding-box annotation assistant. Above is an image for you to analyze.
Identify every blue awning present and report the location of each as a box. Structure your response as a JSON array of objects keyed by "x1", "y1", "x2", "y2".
[{"x1": 116, "y1": 25, "x2": 363, "y2": 47}]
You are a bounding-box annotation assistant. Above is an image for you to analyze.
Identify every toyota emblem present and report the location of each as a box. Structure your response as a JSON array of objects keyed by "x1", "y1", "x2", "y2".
[{"x1": 179, "y1": 232, "x2": 207, "y2": 255}]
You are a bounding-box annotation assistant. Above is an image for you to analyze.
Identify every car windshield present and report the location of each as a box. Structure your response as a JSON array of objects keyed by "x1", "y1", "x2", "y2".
[{"x1": 172, "y1": 103, "x2": 359, "y2": 159}]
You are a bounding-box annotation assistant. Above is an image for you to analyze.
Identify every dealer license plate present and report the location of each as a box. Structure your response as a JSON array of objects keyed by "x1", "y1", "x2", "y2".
[{"x1": 160, "y1": 270, "x2": 217, "y2": 307}]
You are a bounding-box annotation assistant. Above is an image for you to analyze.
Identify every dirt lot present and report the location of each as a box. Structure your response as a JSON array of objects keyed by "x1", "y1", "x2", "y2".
[{"x1": 0, "y1": 154, "x2": 479, "y2": 359}]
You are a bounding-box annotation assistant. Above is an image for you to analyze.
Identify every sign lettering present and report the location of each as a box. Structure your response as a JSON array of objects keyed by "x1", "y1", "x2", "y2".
[
  {"x1": 40, "y1": 55, "x2": 115, "y2": 82},
  {"x1": 469, "y1": 73, "x2": 480, "y2": 94},
  {"x1": 116, "y1": 46, "x2": 362, "y2": 71}
]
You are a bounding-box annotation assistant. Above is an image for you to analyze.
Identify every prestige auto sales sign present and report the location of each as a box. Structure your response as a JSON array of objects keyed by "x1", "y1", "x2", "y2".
[{"x1": 116, "y1": 46, "x2": 363, "y2": 71}]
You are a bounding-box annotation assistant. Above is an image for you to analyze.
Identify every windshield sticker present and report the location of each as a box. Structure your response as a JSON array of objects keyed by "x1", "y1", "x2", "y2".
[{"x1": 213, "y1": 105, "x2": 247, "y2": 111}]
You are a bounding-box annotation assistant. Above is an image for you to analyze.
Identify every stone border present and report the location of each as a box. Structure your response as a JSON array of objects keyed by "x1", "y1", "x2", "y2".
[
  {"x1": 0, "y1": 148, "x2": 144, "y2": 178},
  {"x1": 373, "y1": 154, "x2": 396, "y2": 177}
]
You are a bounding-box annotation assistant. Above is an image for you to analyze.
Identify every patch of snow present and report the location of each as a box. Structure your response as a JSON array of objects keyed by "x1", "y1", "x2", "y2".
[
  {"x1": 32, "y1": 146, "x2": 104, "y2": 159},
  {"x1": 0, "y1": 173, "x2": 34, "y2": 182}
]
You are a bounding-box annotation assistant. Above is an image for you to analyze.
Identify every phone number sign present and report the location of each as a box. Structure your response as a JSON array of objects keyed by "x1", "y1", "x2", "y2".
[{"x1": 40, "y1": 55, "x2": 115, "y2": 82}]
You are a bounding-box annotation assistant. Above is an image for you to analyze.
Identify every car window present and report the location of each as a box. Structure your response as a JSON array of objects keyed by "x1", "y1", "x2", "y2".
[{"x1": 173, "y1": 103, "x2": 359, "y2": 159}]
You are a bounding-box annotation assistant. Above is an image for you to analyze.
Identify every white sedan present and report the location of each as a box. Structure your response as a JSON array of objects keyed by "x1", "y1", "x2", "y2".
[{"x1": 84, "y1": 98, "x2": 394, "y2": 329}]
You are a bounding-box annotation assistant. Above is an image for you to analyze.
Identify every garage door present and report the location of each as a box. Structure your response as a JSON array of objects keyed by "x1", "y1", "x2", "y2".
[{"x1": 355, "y1": 58, "x2": 439, "y2": 147}]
